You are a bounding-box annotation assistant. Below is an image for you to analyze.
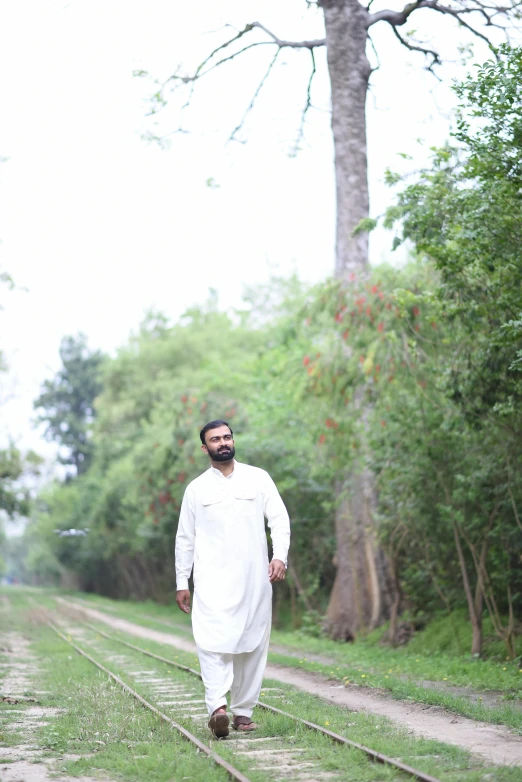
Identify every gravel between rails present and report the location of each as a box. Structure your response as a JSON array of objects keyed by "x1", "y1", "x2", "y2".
[{"x1": 55, "y1": 597, "x2": 522, "y2": 768}]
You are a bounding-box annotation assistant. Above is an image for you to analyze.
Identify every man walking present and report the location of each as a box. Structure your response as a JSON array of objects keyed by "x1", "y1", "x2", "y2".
[{"x1": 175, "y1": 420, "x2": 290, "y2": 738}]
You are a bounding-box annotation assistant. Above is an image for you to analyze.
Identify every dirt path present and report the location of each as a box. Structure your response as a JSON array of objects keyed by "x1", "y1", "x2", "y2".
[
  {"x1": 0, "y1": 762, "x2": 104, "y2": 782},
  {"x1": 57, "y1": 598, "x2": 522, "y2": 768}
]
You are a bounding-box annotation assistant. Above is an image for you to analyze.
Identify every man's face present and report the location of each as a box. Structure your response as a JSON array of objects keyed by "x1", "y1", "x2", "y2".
[{"x1": 202, "y1": 425, "x2": 235, "y2": 462}]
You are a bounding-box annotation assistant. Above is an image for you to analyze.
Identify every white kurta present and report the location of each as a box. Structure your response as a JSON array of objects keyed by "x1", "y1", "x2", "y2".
[{"x1": 175, "y1": 461, "x2": 290, "y2": 654}]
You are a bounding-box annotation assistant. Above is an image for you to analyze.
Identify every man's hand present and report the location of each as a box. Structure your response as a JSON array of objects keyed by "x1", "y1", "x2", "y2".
[
  {"x1": 176, "y1": 589, "x2": 191, "y2": 614},
  {"x1": 268, "y1": 559, "x2": 286, "y2": 583}
]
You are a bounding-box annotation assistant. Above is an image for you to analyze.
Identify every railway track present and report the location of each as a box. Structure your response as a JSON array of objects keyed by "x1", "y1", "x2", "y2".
[{"x1": 42, "y1": 603, "x2": 443, "y2": 782}]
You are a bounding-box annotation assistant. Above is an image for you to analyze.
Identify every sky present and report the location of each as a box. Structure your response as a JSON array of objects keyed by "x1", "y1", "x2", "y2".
[{"x1": 0, "y1": 0, "x2": 502, "y2": 464}]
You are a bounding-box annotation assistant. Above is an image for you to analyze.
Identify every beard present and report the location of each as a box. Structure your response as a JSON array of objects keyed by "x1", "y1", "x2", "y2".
[{"x1": 208, "y1": 444, "x2": 236, "y2": 462}]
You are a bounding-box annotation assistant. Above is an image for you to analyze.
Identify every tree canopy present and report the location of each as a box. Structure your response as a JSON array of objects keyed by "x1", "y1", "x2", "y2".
[{"x1": 34, "y1": 334, "x2": 105, "y2": 476}]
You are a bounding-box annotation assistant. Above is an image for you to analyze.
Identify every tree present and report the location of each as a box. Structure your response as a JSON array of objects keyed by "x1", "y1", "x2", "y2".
[
  {"x1": 139, "y1": 1, "x2": 520, "y2": 639},
  {"x1": 382, "y1": 44, "x2": 522, "y2": 656},
  {"x1": 34, "y1": 334, "x2": 105, "y2": 476}
]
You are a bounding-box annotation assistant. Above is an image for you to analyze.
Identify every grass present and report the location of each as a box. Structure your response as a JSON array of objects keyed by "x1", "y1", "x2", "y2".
[
  {"x1": 0, "y1": 592, "x2": 231, "y2": 781},
  {"x1": 58, "y1": 588, "x2": 522, "y2": 730},
  {"x1": 3, "y1": 587, "x2": 522, "y2": 780},
  {"x1": 65, "y1": 613, "x2": 522, "y2": 782}
]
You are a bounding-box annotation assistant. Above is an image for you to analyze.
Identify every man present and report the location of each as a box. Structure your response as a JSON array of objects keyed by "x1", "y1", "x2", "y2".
[{"x1": 175, "y1": 419, "x2": 290, "y2": 738}]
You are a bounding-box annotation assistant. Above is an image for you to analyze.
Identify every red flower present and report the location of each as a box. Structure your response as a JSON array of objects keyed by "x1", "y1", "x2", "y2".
[
  {"x1": 412, "y1": 306, "x2": 420, "y2": 317},
  {"x1": 371, "y1": 285, "x2": 378, "y2": 294},
  {"x1": 319, "y1": 434, "x2": 326, "y2": 444},
  {"x1": 303, "y1": 355, "x2": 310, "y2": 366},
  {"x1": 377, "y1": 322, "x2": 384, "y2": 332}
]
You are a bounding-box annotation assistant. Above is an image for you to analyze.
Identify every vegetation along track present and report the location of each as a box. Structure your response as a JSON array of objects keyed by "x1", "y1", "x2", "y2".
[{"x1": 41, "y1": 603, "x2": 442, "y2": 782}]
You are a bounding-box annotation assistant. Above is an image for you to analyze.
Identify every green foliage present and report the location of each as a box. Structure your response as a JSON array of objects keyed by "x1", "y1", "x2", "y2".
[
  {"x1": 0, "y1": 444, "x2": 29, "y2": 516},
  {"x1": 377, "y1": 45, "x2": 522, "y2": 655},
  {"x1": 34, "y1": 333, "x2": 105, "y2": 475}
]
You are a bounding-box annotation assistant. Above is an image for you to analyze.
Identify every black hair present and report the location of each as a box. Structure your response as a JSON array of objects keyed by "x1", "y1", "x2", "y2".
[{"x1": 200, "y1": 420, "x2": 233, "y2": 445}]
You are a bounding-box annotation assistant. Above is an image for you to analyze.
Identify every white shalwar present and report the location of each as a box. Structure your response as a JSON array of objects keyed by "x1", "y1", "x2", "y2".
[{"x1": 175, "y1": 461, "x2": 290, "y2": 716}]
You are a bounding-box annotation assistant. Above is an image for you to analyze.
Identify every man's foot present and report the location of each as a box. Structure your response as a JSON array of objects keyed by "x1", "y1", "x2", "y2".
[
  {"x1": 208, "y1": 707, "x2": 229, "y2": 738},
  {"x1": 232, "y1": 715, "x2": 257, "y2": 732}
]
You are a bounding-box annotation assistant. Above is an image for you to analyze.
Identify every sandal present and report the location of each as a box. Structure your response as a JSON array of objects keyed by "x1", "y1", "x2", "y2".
[
  {"x1": 232, "y1": 715, "x2": 257, "y2": 731},
  {"x1": 208, "y1": 707, "x2": 229, "y2": 738}
]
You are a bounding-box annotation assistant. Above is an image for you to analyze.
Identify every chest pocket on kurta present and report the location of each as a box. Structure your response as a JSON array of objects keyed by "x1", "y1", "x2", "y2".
[
  {"x1": 201, "y1": 496, "x2": 223, "y2": 522},
  {"x1": 233, "y1": 489, "x2": 257, "y2": 519}
]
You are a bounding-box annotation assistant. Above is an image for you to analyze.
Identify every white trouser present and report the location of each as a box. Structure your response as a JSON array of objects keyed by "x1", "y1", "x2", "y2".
[{"x1": 197, "y1": 622, "x2": 270, "y2": 717}]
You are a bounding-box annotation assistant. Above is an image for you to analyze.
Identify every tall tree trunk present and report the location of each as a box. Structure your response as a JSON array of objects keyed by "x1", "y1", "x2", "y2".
[
  {"x1": 472, "y1": 536, "x2": 489, "y2": 656},
  {"x1": 322, "y1": 0, "x2": 392, "y2": 638},
  {"x1": 453, "y1": 522, "x2": 482, "y2": 655},
  {"x1": 326, "y1": 472, "x2": 393, "y2": 639},
  {"x1": 322, "y1": 0, "x2": 371, "y2": 278}
]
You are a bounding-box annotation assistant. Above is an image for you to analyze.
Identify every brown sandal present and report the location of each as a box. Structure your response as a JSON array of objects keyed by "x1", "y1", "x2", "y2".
[
  {"x1": 232, "y1": 715, "x2": 257, "y2": 731},
  {"x1": 208, "y1": 707, "x2": 229, "y2": 738}
]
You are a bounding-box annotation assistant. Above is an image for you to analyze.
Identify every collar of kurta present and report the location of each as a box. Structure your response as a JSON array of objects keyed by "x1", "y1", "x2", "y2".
[{"x1": 210, "y1": 460, "x2": 237, "y2": 480}]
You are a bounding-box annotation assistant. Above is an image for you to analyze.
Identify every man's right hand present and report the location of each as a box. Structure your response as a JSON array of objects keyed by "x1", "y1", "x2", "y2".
[{"x1": 176, "y1": 589, "x2": 191, "y2": 614}]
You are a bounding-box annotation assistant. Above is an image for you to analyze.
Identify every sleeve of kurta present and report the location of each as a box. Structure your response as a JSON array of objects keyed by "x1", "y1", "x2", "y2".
[
  {"x1": 175, "y1": 487, "x2": 196, "y2": 591},
  {"x1": 262, "y1": 473, "x2": 290, "y2": 566}
]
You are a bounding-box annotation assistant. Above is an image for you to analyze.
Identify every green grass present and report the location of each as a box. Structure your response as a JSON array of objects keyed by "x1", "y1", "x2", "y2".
[
  {"x1": 68, "y1": 614, "x2": 522, "y2": 782},
  {"x1": 0, "y1": 594, "x2": 230, "y2": 781},
  {"x1": 58, "y1": 589, "x2": 522, "y2": 730},
  {"x1": 3, "y1": 587, "x2": 522, "y2": 780}
]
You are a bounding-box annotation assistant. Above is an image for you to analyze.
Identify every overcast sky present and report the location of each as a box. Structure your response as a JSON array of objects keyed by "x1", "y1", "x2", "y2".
[{"x1": 0, "y1": 0, "x2": 502, "y2": 461}]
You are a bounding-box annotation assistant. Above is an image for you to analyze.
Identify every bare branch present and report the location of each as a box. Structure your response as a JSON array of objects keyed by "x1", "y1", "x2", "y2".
[
  {"x1": 192, "y1": 23, "x2": 257, "y2": 80},
  {"x1": 173, "y1": 20, "x2": 325, "y2": 88},
  {"x1": 368, "y1": 0, "x2": 520, "y2": 53},
  {"x1": 228, "y1": 49, "x2": 281, "y2": 143},
  {"x1": 251, "y1": 21, "x2": 325, "y2": 50},
  {"x1": 390, "y1": 25, "x2": 442, "y2": 73},
  {"x1": 367, "y1": 31, "x2": 382, "y2": 74},
  {"x1": 161, "y1": 21, "x2": 325, "y2": 149},
  {"x1": 291, "y1": 49, "x2": 317, "y2": 156}
]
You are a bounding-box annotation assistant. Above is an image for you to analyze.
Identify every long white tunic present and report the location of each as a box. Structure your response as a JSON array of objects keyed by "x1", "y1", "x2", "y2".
[{"x1": 175, "y1": 461, "x2": 290, "y2": 654}]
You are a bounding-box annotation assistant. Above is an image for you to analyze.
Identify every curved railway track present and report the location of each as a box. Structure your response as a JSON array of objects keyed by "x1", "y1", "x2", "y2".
[{"x1": 40, "y1": 603, "x2": 443, "y2": 782}]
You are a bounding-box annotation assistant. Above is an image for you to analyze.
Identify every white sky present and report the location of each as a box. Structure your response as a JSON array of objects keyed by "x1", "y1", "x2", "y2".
[{"x1": 0, "y1": 0, "x2": 502, "y2": 461}]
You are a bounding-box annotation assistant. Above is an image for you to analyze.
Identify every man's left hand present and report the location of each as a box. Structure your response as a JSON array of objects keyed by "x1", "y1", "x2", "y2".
[{"x1": 268, "y1": 559, "x2": 286, "y2": 583}]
